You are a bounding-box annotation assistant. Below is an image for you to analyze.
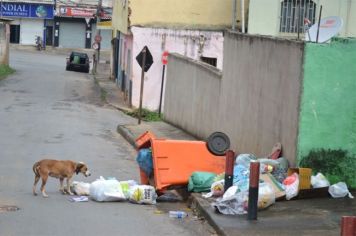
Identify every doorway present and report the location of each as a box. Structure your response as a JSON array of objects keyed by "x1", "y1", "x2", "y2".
[
  {"x1": 10, "y1": 25, "x2": 20, "y2": 44},
  {"x1": 45, "y1": 26, "x2": 53, "y2": 46}
]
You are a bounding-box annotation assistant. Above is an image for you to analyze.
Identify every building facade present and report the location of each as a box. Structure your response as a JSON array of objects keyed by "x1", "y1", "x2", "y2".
[
  {"x1": 248, "y1": 0, "x2": 356, "y2": 38},
  {"x1": 112, "y1": 0, "x2": 249, "y2": 110},
  {"x1": 2, "y1": 1, "x2": 54, "y2": 46},
  {"x1": 54, "y1": 5, "x2": 112, "y2": 49}
]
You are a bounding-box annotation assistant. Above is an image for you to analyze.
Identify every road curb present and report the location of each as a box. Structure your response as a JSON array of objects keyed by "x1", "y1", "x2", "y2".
[
  {"x1": 190, "y1": 194, "x2": 227, "y2": 236},
  {"x1": 117, "y1": 124, "x2": 137, "y2": 149}
]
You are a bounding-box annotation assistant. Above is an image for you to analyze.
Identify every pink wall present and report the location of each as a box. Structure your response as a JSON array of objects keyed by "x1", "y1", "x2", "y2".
[{"x1": 130, "y1": 27, "x2": 224, "y2": 110}]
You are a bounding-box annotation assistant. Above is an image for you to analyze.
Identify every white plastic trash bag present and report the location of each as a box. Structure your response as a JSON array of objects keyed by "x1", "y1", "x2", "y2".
[
  {"x1": 202, "y1": 179, "x2": 225, "y2": 198},
  {"x1": 283, "y1": 173, "x2": 299, "y2": 200},
  {"x1": 89, "y1": 177, "x2": 126, "y2": 202},
  {"x1": 311, "y1": 173, "x2": 330, "y2": 188},
  {"x1": 129, "y1": 185, "x2": 157, "y2": 204},
  {"x1": 328, "y1": 182, "x2": 354, "y2": 199},
  {"x1": 71, "y1": 181, "x2": 91, "y2": 196},
  {"x1": 212, "y1": 190, "x2": 248, "y2": 215},
  {"x1": 258, "y1": 183, "x2": 275, "y2": 209}
]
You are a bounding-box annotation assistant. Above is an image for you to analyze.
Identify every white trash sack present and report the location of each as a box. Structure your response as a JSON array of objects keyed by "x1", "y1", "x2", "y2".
[
  {"x1": 311, "y1": 173, "x2": 330, "y2": 188},
  {"x1": 129, "y1": 185, "x2": 157, "y2": 205},
  {"x1": 328, "y1": 182, "x2": 354, "y2": 199},
  {"x1": 71, "y1": 181, "x2": 91, "y2": 196},
  {"x1": 283, "y1": 173, "x2": 300, "y2": 200},
  {"x1": 89, "y1": 177, "x2": 126, "y2": 202}
]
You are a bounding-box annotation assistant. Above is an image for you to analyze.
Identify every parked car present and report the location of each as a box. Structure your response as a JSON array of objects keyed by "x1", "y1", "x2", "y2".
[{"x1": 66, "y1": 52, "x2": 90, "y2": 73}]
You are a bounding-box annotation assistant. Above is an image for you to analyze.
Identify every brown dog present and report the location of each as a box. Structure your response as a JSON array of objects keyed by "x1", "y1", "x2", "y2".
[{"x1": 32, "y1": 159, "x2": 91, "y2": 197}]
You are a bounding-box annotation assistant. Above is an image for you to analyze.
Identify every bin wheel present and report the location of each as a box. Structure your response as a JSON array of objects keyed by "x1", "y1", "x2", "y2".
[{"x1": 207, "y1": 132, "x2": 230, "y2": 156}]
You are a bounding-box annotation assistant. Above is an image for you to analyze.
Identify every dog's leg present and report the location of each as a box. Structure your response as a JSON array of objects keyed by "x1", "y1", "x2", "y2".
[
  {"x1": 66, "y1": 178, "x2": 74, "y2": 195},
  {"x1": 33, "y1": 175, "x2": 40, "y2": 196},
  {"x1": 40, "y1": 175, "x2": 49, "y2": 198},
  {"x1": 59, "y1": 178, "x2": 65, "y2": 194}
]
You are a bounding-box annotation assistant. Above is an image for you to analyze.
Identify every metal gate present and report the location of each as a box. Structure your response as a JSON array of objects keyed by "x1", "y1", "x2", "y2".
[{"x1": 59, "y1": 22, "x2": 86, "y2": 48}]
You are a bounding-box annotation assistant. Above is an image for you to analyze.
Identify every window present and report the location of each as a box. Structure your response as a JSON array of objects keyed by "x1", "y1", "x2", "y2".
[
  {"x1": 280, "y1": 0, "x2": 316, "y2": 33},
  {"x1": 200, "y1": 56, "x2": 217, "y2": 67}
]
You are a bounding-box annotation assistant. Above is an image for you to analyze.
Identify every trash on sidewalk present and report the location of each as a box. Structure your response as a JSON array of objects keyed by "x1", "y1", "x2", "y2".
[
  {"x1": 260, "y1": 173, "x2": 286, "y2": 199},
  {"x1": 89, "y1": 176, "x2": 136, "y2": 202},
  {"x1": 68, "y1": 196, "x2": 89, "y2": 202},
  {"x1": 202, "y1": 179, "x2": 225, "y2": 198},
  {"x1": 135, "y1": 131, "x2": 227, "y2": 191},
  {"x1": 329, "y1": 182, "x2": 354, "y2": 199},
  {"x1": 283, "y1": 173, "x2": 300, "y2": 200},
  {"x1": 258, "y1": 182, "x2": 275, "y2": 209},
  {"x1": 311, "y1": 173, "x2": 330, "y2": 188},
  {"x1": 129, "y1": 185, "x2": 157, "y2": 204},
  {"x1": 188, "y1": 172, "x2": 217, "y2": 193},
  {"x1": 136, "y1": 148, "x2": 153, "y2": 177},
  {"x1": 71, "y1": 181, "x2": 91, "y2": 196},
  {"x1": 169, "y1": 210, "x2": 188, "y2": 218},
  {"x1": 212, "y1": 186, "x2": 248, "y2": 215},
  {"x1": 157, "y1": 190, "x2": 183, "y2": 202}
]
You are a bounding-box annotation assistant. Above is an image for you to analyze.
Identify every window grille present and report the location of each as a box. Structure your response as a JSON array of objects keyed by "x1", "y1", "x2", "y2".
[{"x1": 280, "y1": 0, "x2": 316, "y2": 33}]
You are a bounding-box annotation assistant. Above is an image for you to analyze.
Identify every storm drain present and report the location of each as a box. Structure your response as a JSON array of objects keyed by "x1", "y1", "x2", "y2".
[{"x1": 0, "y1": 205, "x2": 20, "y2": 212}]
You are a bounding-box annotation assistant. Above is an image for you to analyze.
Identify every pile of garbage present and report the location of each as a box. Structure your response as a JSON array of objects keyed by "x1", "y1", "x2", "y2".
[
  {"x1": 187, "y1": 152, "x2": 354, "y2": 215},
  {"x1": 70, "y1": 177, "x2": 157, "y2": 204}
]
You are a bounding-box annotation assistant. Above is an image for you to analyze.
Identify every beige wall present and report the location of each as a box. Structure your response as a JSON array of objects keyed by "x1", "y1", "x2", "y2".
[
  {"x1": 126, "y1": 0, "x2": 249, "y2": 30},
  {"x1": 248, "y1": 0, "x2": 356, "y2": 38},
  {"x1": 248, "y1": 0, "x2": 280, "y2": 35},
  {"x1": 112, "y1": 0, "x2": 129, "y2": 34},
  {"x1": 164, "y1": 32, "x2": 305, "y2": 164},
  {"x1": 164, "y1": 54, "x2": 222, "y2": 138}
]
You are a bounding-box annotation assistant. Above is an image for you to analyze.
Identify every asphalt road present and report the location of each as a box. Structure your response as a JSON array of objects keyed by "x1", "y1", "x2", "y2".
[{"x1": 0, "y1": 50, "x2": 214, "y2": 236}]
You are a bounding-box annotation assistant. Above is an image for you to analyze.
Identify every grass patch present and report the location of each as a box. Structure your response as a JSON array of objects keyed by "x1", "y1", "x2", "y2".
[
  {"x1": 125, "y1": 108, "x2": 162, "y2": 122},
  {"x1": 0, "y1": 65, "x2": 15, "y2": 79},
  {"x1": 100, "y1": 87, "x2": 107, "y2": 102},
  {"x1": 299, "y1": 149, "x2": 356, "y2": 188}
]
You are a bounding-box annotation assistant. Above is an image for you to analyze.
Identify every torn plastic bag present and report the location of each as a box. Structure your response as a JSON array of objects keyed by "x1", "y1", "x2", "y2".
[
  {"x1": 89, "y1": 177, "x2": 126, "y2": 202},
  {"x1": 212, "y1": 188, "x2": 248, "y2": 215},
  {"x1": 71, "y1": 181, "x2": 90, "y2": 196},
  {"x1": 235, "y1": 154, "x2": 257, "y2": 167}
]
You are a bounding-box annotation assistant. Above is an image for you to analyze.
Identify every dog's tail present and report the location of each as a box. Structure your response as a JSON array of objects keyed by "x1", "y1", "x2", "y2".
[{"x1": 33, "y1": 161, "x2": 40, "y2": 177}]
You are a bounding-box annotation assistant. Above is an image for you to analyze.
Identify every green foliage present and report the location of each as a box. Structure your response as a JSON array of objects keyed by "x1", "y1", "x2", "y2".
[
  {"x1": 0, "y1": 65, "x2": 15, "y2": 79},
  {"x1": 299, "y1": 149, "x2": 356, "y2": 188},
  {"x1": 125, "y1": 108, "x2": 162, "y2": 122}
]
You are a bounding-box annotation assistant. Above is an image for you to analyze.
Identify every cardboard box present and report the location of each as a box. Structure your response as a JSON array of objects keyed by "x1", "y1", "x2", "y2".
[{"x1": 287, "y1": 168, "x2": 312, "y2": 190}]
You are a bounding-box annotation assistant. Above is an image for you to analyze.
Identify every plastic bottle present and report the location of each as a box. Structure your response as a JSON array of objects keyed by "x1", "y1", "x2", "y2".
[{"x1": 169, "y1": 211, "x2": 188, "y2": 219}]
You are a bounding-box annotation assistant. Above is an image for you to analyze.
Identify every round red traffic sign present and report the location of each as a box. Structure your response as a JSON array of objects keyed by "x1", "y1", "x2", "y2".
[
  {"x1": 94, "y1": 34, "x2": 102, "y2": 43},
  {"x1": 161, "y1": 51, "x2": 169, "y2": 65}
]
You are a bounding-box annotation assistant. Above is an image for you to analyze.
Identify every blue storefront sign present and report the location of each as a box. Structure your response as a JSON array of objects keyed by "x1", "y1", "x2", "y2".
[{"x1": 0, "y1": 2, "x2": 54, "y2": 19}]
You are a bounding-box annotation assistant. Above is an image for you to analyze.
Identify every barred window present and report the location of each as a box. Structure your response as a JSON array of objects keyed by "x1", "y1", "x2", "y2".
[{"x1": 280, "y1": 0, "x2": 316, "y2": 33}]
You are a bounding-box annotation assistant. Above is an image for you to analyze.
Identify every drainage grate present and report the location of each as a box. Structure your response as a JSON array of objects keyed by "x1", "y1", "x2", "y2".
[{"x1": 0, "y1": 205, "x2": 20, "y2": 212}]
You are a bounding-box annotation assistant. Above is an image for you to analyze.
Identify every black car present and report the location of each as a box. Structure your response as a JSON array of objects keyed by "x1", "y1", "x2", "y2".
[{"x1": 66, "y1": 52, "x2": 90, "y2": 73}]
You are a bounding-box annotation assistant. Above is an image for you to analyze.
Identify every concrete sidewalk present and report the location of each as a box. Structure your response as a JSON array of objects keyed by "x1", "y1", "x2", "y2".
[{"x1": 93, "y1": 65, "x2": 356, "y2": 236}]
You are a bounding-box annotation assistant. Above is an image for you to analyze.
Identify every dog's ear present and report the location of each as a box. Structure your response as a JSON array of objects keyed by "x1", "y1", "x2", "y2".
[{"x1": 76, "y1": 162, "x2": 84, "y2": 175}]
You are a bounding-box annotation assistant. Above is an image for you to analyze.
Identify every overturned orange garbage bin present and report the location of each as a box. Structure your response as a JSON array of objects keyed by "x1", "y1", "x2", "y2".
[{"x1": 135, "y1": 131, "x2": 226, "y2": 191}]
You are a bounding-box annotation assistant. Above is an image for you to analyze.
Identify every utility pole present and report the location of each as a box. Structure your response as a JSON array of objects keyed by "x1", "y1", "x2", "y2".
[
  {"x1": 232, "y1": 0, "x2": 237, "y2": 31},
  {"x1": 96, "y1": 0, "x2": 102, "y2": 62}
]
